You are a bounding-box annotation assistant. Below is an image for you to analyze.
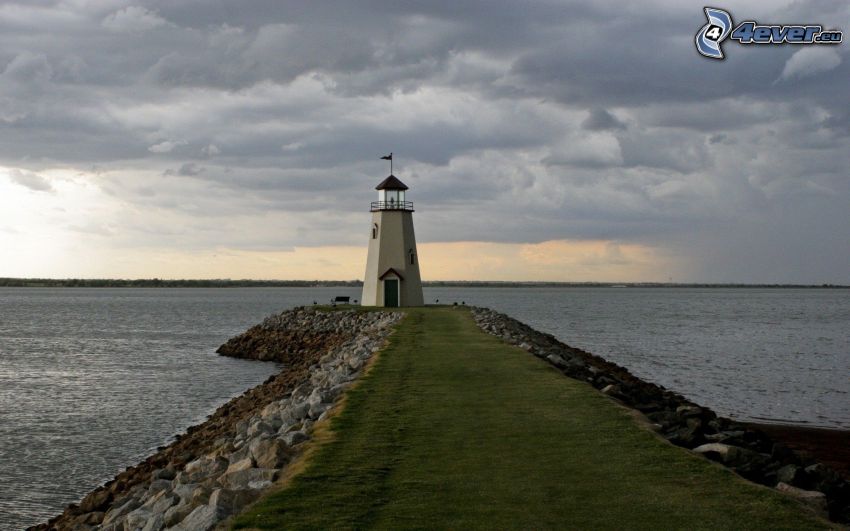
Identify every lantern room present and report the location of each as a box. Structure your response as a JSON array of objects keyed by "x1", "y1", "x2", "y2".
[{"x1": 372, "y1": 175, "x2": 413, "y2": 211}]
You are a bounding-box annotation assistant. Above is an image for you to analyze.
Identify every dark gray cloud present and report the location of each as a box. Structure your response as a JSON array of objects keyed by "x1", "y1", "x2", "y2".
[
  {"x1": 1, "y1": 0, "x2": 848, "y2": 282},
  {"x1": 582, "y1": 109, "x2": 626, "y2": 131},
  {"x1": 163, "y1": 162, "x2": 204, "y2": 176}
]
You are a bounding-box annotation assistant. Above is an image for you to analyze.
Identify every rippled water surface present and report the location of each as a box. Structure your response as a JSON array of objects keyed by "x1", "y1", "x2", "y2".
[
  {"x1": 1, "y1": 286, "x2": 848, "y2": 529},
  {"x1": 0, "y1": 288, "x2": 315, "y2": 530}
]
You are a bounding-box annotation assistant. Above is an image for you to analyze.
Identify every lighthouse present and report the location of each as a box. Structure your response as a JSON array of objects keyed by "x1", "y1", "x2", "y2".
[{"x1": 361, "y1": 172, "x2": 424, "y2": 307}]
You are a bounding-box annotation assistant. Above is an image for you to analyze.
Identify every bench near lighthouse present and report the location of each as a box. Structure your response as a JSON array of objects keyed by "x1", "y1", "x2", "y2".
[{"x1": 361, "y1": 173, "x2": 424, "y2": 307}]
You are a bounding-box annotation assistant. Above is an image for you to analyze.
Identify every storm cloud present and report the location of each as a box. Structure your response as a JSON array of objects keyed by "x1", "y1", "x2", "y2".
[{"x1": 1, "y1": 0, "x2": 848, "y2": 282}]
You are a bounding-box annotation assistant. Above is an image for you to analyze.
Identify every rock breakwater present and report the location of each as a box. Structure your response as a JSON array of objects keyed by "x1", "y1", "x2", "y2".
[
  {"x1": 33, "y1": 308, "x2": 401, "y2": 531},
  {"x1": 471, "y1": 307, "x2": 850, "y2": 524}
]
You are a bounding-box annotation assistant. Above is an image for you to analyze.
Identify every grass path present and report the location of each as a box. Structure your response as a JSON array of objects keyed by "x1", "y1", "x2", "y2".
[{"x1": 233, "y1": 307, "x2": 829, "y2": 530}]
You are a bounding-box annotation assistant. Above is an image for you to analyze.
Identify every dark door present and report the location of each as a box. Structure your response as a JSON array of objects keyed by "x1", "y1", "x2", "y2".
[{"x1": 384, "y1": 279, "x2": 399, "y2": 307}]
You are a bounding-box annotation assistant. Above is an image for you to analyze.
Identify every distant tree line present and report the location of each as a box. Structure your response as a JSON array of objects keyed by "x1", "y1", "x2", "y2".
[
  {"x1": 423, "y1": 281, "x2": 849, "y2": 288},
  {"x1": 0, "y1": 278, "x2": 362, "y2": 288},
  {"x1": 0, "y1": 278, "x2": 846, "y2": 288}
]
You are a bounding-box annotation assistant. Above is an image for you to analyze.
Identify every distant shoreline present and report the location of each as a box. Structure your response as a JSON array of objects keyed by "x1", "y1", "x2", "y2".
[{"x1": 0, "y1": 278, "x2": 848, "y2": 289}]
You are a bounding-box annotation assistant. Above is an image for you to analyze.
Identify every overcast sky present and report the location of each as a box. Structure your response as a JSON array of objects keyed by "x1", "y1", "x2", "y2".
[{"x1": 1, "y1": 0, "x2": 848, "y2": 282}]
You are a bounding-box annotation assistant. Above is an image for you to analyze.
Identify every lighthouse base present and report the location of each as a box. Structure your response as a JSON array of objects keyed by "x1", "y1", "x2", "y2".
[{"x1": 361, "y1": 210, "x2": 424, "y2": 307}]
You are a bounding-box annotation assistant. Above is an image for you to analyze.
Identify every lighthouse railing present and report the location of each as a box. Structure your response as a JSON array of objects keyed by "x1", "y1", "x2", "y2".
[{"x1": 370, "y1": 201, "x2": 414, "y2": 212}]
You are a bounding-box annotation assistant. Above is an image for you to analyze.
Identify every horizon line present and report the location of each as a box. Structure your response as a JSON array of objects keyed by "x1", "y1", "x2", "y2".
[{"x1": 1, "y1": 278, "x2": 848, "y2": 289}]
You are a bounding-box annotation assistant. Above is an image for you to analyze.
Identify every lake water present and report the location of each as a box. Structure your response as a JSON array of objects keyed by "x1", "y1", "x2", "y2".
[{"x1": 1, "y1": 286, "x2": 848, "y2": 529}]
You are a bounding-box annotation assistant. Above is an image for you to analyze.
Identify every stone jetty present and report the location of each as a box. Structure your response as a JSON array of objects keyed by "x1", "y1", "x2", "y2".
[
  {"x1": 471, "y1": 306, "x2": 850, "y2": 523},
  {"x1": 33, "y1": 305, "x2": 850, "y2": 528},
  {"x1": 32, "y1": 308, "x2": 400, "y2": 531}
]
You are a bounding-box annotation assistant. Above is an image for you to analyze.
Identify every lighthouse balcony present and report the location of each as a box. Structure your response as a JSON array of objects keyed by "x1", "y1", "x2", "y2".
[{"x1": 371, "y1": 200, "x2": 414, "y2": 212}]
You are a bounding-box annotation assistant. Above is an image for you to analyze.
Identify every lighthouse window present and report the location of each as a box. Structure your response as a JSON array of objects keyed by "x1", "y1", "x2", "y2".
[
  {"x1": 372, "y1": 223, "x2": 378, "y2": 239},
  {"x1": 409, "y1": 248, "x2": 415, "y2": 264},
  {"x1": 386, "y1": 190, "x2": 399, "y2": 206}
]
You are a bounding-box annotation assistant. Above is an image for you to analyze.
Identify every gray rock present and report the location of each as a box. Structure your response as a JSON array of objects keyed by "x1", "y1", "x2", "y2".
[
  {"x1": 211, "y1": 436, "x2": 234, "y2": 453},
  {"x1": 251, "y1": 438, "x2": 291, "y2": 469},
  {"x1": 261, "y1": 401, "x2": 281, "y2": 418},
  {"x1": 247, "y1": 420, "x2": 275, "y2": 438},
  {"x1": 248, "y1": 479, "x2": 274, "y2": 490},
  {"x1": 170, "y1": 503, "x2": 217, "y2": 531},
  {"x1": 676, "y1": 405, "x2": 703, "y2": 418},
  {"x1": 276, "y1": 421, "x2": 296, "y2": 436},
  {"x1": 546, "y1": 354, "x2": 564, "y2": 366},
  {"x1": 162, "y1": 501, "x2": 194, "y2": 528},
  {"x1": 666, "y1": 421, "x2": 704, "y2": 446},
  {"x1": 208, "y1": 487, "x2": 260, "y2": 517},
  {"x1": 320, "y1": 359, "x2": 341, "y2": 371},
  {"x1": 693, "y1": 443, "x2": 732, "y2": 459},
  {"x1": 190, "y1": 484, "x2": 213, "y2": 506},
  {"x1": 124, "y1": 507, "x2": 153, "y2": 530},
  {"x1": 172, "y1": 484, "x2": 197, "y2": 503},
  {"x1": 225, "y1": 457, "x2": 255, "y2": 475},
  {"x1": 307, "y1": 388, "x2": 323, "y2": 406},
  {"x1": 102, "y1": 496, "x2": 142, "y2": 526},
  {"x1": 326, "y1": 370, "x2": 350, "y2": 387},
  {"x1": 280, "y1": 418, "x2": 311, "y2": 434},
  {"x1": 267, "y1": 416, "x2": 284, "y2": 431},
  {"x1": 151, "y1": 467, "x2": 176, "y2": 481},
  {"x1": 79, "y1": 488, "x2": 112, "y2": 513},
  {"x1": 693, "y1": 443, "x2": 767, "y2": 469},
  {"x1": 147, "y1": 479, "x2": 172, "y2": 496},
  {"x1": 600, "y1": 384, "x2": 620, "y2": 395},
  {"x1": 704, "y1": 430, "x2": 745, "y2": 442},
  {"x1": 178, "y1": 456, "x2": 228, "y2": 484},
  {"x1": 804, "y1": 463, "x2": 841, "y2": 488},
  {"x1": 776, "y1": 482, "x2": 828, "y2": 516},
  {"x1": 329, "y1": 382, "x2": 351, "y2": 399},
  {"x1": 281, "y1": 402, "x2": 310, "y2": 423},
  {"x1": 141, "y1": 489, "x2": 178, "y2": 516},
  {"x1": 79, "y1": 511, "x2": 105, "y2": 526},
  {"x1": 282, "y1": 430, "x2": 309, "y2": 446},
  {"x1": 227, "y1": 444, "x2": 252, "y2": 465},
  {"x1": 776, "y1": 464, "x2": 803, "y2": 485},
  {"x1": 290, "y1": 382, "x2": 312, "y2": 400},
  {"x1": 140, "y1": 513, "x2": 165, "y2": 531},
  {"x1": 218, "y1": 467, "x2": 277, "y2": 490},
  {"x1": 546, "y1": 353, "x2": 585, "y2": 371},
  {"x1": 233, "y1": 419, "x2": 248, "y2": 434},
  {"x1": 308, "y1": 402, "x2": 330, "y2": 420}
]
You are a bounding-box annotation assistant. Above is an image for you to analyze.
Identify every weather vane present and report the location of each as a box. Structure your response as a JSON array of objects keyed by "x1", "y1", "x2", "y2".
[{"x1": 381, "y1": 152, "x2": 393, "y2": 174}]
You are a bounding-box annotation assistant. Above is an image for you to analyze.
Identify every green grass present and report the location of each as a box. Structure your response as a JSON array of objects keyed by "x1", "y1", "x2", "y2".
[{"x1": 233, "y1": 307, "x2": 831, "y2": 530}]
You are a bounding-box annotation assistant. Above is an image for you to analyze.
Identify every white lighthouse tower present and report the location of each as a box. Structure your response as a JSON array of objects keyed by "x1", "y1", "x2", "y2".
[{"x1": 361, "y1": 172, "x2": 424, "y2": 307}]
